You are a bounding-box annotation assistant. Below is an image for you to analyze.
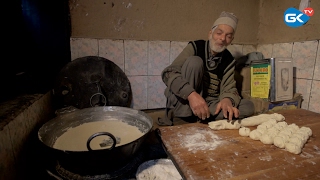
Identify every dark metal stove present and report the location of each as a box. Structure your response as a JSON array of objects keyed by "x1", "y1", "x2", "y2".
[
  {"x1": 45, "y1": 143, "x2": 167, "y2": 180},
  {"x1": 46, "y1": 151, "x2": 145, "y2": 180}
]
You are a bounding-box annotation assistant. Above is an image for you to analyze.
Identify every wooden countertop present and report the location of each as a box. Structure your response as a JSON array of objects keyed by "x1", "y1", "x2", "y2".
[{"x1": 157, "y1": 109, "x2": 320, "y2": 180}]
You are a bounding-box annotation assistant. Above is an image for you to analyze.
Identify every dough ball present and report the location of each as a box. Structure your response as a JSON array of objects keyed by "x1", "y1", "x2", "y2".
[
  {"x1": 260, "y1": 134, "x2": 274, "y2": 145},
  {"x1": 273, "y1": 124, "x2": 283, "y2": 131},
  {"x1": 277, "y1": 121, "x2": 288, "y2": 128},
  {"x1": 274, "y1": 136, "x2": 286, "y2": 148},
  {"x1": 294, "y1": 131, "x2": 309, "y2": 141},
  {"x1": 256, "y1": 114, "x2": 268, "y2": 118},
  {"x1": 262, "y1": 121, "x2": 274, "y2": 128},
  {"x1": 288, "y1": 137, "x2": 304, "y2": 148},
  {"x1": 284, "y1": 127, "x2": 295, "y2": 134},
  {"x1": 285, "y1": 142, "x2": 302, "y2": 154},
  {"x1": 271, "y1": 113, "x2": 285, "y2": 121},
  {"x1": 267, "y1": 127, "x2": 278, "y2": 133},
  {"x1": 279, "y1": 129, "x2": 293, "y2": 136},
  {"x1": 287, "y1": 123, "x2": 299, "y2": 131},
  {"x1": 208, "y1": 121, "x2": 226, "y2": 130},
  {"x1": 300, "y1": 126, "x2": 312, "y2": 136},
  {"x1": 249, "y1": 129, "x2": 262, "y2": 140},
  {"x1": 257, "y1": 124, "x2": 268, "y2": 131},
  {"x1": 291, "y1": 133, "x2": 306, "y2": 143},
  {"x1": 244, "y1": 116, "x2": 256, "y2": 121},
  {"x1": 267, "y1": 130, "x2": 279, "y2": 138},
  {"x1": 268, "y1": 119, "x2": 278, "y2": 125},
  {"x1": 256, "y1": 128, "x2": 266, "y2": 135},
  {"x1": 239, "y1": 127, "x2": 251, "y2": 136},
  {"x1": 277, "y1": 133, "x2": 290, "y2": 141},
  {"x1": 208, "y1": 120, "x2": 241, "y2": 130}
]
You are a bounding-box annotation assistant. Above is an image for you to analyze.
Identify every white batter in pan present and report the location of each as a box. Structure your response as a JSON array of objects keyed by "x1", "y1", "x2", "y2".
[{"x1": 53, "y1": 119, "x2": 144, "y2": 151}]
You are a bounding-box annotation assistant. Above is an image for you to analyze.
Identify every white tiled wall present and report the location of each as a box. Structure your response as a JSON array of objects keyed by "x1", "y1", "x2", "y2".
[
  {"x1": 70, "y1": 38, "x2": 320, "y2": 113},
  {"x1": 70, "y1": 38, "x2": 99, "y2": 59},
  {"x1": 98, "y1": 39, "x2": 125, "y2": 71},
  {"x1": 169, "y1": 41, "x2": 189, "y2": 64}
]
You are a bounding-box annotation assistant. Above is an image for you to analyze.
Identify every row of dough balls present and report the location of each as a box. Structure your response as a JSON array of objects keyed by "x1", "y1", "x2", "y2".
[{"x1": 239, "y1": 120, "x2": 312, "y2": 154}]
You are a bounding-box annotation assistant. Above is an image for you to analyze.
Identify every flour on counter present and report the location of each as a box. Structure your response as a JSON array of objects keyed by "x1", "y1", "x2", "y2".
[
  {"x1": 181, "y1": 127, "x2": 224, "y2": 152},
  {"x1": 259, "y1": 155, "x2": 272, "y2": 161}
]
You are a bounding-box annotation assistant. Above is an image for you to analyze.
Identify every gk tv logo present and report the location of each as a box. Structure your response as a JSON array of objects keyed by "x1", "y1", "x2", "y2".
[{"x1": 284, "y1": 7, "x2": 314, "y2": 28}]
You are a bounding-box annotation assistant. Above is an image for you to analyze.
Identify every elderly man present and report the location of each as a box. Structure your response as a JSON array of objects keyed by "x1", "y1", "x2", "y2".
[{"x1": 159, "y1": 11, "x2": 254, "y2": 126}]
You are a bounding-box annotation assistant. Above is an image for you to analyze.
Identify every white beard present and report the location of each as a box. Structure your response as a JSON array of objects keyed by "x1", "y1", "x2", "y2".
[{"x1": 209, "y1": 37, "x2": 226, "y2": 53}]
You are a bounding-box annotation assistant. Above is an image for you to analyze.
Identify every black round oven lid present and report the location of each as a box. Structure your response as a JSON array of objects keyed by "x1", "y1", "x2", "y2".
[{"x1": 53, "y1": 56, "x2": 132, "y2": 109}]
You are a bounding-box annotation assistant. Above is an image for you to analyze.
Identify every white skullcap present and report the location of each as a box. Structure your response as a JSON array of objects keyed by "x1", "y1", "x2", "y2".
[{"x1": 212, "y1": 11, "x2": 238, "y2": 31}]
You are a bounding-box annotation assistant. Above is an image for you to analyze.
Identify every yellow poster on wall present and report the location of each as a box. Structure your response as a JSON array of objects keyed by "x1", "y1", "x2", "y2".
[{"x1": 250, "y1": 64, "x2": 271, "y2": 99}]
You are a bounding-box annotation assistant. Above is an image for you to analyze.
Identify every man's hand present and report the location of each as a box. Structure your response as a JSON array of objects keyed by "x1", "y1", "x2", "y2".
[
  {"x1": 187, "y1": 92, "x2": 210, "y2": 120},
  {"x1": 214, "y1": 98, "x2": 239, "y2": 121}
]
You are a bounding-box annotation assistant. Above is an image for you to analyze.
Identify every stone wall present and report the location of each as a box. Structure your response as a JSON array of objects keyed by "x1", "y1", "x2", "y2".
[{"x1": 0, "y1": 92, "x2": 55, "y2": 179}]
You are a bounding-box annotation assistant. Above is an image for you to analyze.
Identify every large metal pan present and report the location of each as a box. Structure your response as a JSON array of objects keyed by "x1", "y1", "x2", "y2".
[{"x1": 38, "y1": 106, "x2": 153, "y2": 175}]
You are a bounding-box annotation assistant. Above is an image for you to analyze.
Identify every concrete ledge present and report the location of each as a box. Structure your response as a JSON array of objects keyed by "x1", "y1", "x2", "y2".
[{"x1": 0, "y1": 91, "x2": 55, "y2": 179}]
